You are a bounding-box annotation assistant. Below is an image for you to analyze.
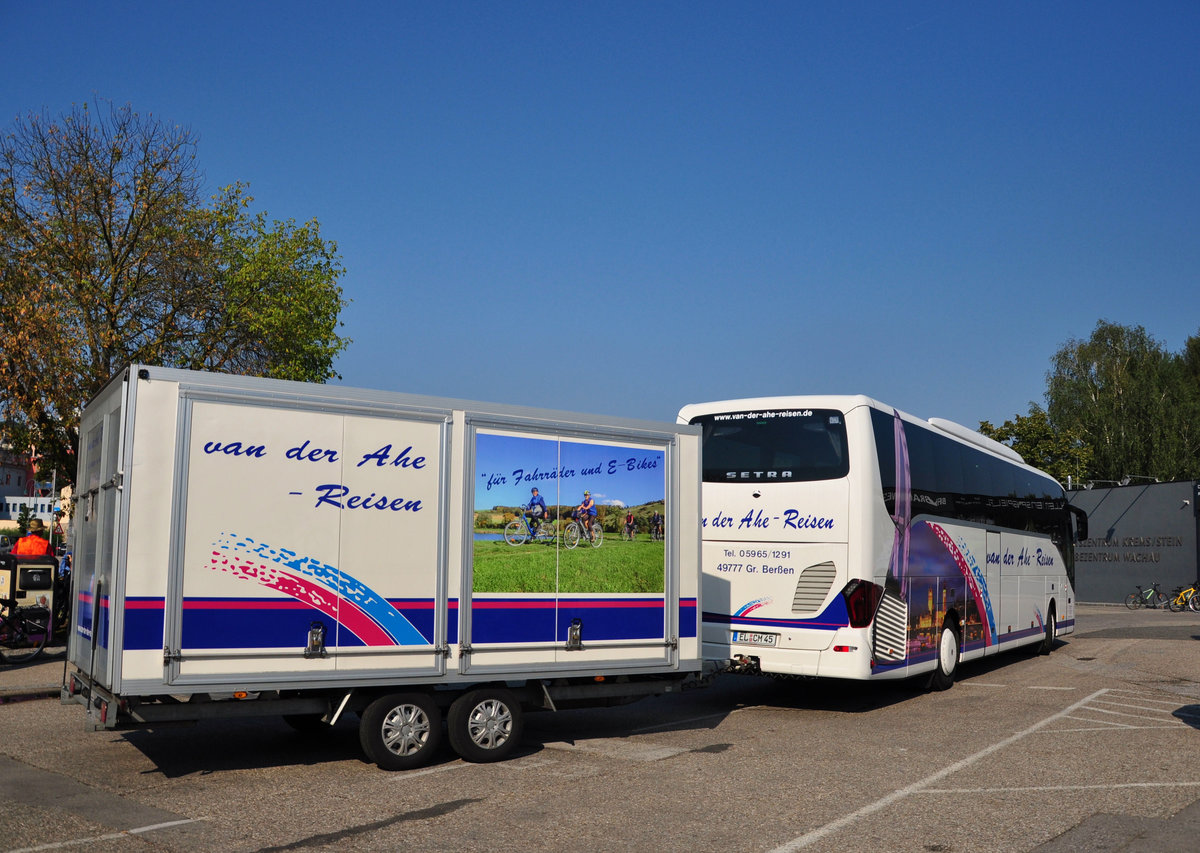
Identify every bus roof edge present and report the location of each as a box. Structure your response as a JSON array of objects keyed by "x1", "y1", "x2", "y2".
[{"x1": 926, "y1": 417, "x2": 1025, "y2": 465}]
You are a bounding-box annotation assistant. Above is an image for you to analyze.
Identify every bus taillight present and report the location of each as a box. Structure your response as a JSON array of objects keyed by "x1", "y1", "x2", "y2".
[{"x1": 842, "y1": 579, "x2": 882, "y2": 628}]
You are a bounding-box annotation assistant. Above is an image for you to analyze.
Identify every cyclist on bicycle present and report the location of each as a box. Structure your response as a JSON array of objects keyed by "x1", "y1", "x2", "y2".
[
  {"x1": 624, "y1": 511, "x2": 635, "y2": 540},
  {"x1": 527, "y1": 487, "x2": 548, "y2": 536},
  {"x1": 577, "y1": 490, "x2": 597, "y2": 541}
]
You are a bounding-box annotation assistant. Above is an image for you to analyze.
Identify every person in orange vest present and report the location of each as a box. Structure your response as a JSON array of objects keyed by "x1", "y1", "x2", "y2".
[{"x1": 12, "y1": 518, "x2": 52, "y2": 557}]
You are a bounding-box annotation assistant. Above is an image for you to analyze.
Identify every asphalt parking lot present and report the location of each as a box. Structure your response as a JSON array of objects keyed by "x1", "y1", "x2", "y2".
[{"x1": 1, "y1": 604, "x2": 1197, "y2": 853}]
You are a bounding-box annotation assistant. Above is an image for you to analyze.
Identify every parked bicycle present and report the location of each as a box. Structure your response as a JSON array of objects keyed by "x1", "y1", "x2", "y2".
[
  {"x1": 504, "y1": 508, "x2": 557, "y2": 546},
  {"x1": 1167, "y1": 583, "x2": 1199, "y2": 613},
  {"x1": 0, "y1": 595, "x2": 50, "y2": 664},
  {"x1": 564, "y1": 513, "x2": 603, "y2": 549},
  {"x1": 1124, "y1": 582, "x2": 1167, "y2": 610}
]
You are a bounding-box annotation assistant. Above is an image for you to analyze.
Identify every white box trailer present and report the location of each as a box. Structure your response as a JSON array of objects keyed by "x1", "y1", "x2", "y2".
[{"x1": 63, "y1": 365, "x2": 704, "y2": 769}]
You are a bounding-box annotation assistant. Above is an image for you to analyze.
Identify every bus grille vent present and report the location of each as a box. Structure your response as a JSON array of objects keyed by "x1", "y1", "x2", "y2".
[
  {"x1": 791, "y1": 562, "x2": 837, "y2": 613},
  {"x1": 873, "y1": 592, "x2": 907, "y2": 662}
]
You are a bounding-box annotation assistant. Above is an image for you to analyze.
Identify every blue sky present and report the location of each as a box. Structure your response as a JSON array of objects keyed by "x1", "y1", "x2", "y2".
[
  {"x1": 474, "y1": 432, "x2": 665, "y2": 510},
  {"x1": 4, "y1": 2, "x2": 1198, "y2": 431}
]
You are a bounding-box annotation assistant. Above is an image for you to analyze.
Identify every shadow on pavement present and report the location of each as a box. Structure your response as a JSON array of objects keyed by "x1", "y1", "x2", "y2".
[{"x1": 1172, "y1": 704, "x2": 1200, "y2": 730}]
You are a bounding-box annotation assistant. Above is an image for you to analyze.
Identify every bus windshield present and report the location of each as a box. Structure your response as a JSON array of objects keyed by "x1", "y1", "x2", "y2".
[{"x1": 688, "y1": 408, "x2": 849, "y2": 483}]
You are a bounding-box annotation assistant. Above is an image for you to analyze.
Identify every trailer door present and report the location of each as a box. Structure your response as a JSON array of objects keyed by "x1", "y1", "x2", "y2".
[
  {"x1": 464, "y1": 428, "x2": 680, "y2": 673},
  {"x1": 68, "y1": 373, "x2": 130, "y2": 687},
  {"x1": 166, "y1": 394, "x2": 447, "y2": 685}
]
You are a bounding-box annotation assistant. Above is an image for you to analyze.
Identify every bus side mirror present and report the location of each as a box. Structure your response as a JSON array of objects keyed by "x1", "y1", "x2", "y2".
[{"x1": 1068, "y1": 505, "x2": 1088, "y2": 542}]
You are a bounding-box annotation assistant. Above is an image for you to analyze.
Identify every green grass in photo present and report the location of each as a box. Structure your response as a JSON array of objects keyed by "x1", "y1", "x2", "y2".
[{"x1": 472, "y1": 538, "x2": 665, "y2": 594}]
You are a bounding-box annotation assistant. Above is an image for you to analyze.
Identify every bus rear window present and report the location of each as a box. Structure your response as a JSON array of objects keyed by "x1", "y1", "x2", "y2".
[{"x1": 689, "y1": 408, "x2": 849, "y2": 483}]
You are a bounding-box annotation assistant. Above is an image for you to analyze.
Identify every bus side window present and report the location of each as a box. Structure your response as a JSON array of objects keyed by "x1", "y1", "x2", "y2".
[{"x1": 871, "y1": 409, "x2": 897, "y2": 514}]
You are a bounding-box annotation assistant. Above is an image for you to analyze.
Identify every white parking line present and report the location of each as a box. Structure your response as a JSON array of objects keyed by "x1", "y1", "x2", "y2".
[
  {"x1": 962, "y1": 684, "x2": 1075, "y2": 691},
  {"x1": 1063, "y1": 714, "x2": 1138, "y2": 729},
  {"x1": 1060, "y1": 720, "x2": 1179, "y2": 731},
  {"x1": 541, "y1": 737, "x2": 688, "y2": 761},
  {"x1": 1094, "y1": 698, "x2": 1183, "y2": 714},
  {"x1": 919, "y1": 781, "x2": 1200, "y2": 794},
  {"x1": 8, "y1": 818, "x2": 208, "y2": 852},
  {"x1": 389, "y1": 761, "x2": 470, "y2": 780},
  {"x1": 1103, "y1": 691, "x2": 1181, "y2": 705},
  {"x1": 766, "y1": 688, "x2": 1110, "y2": 853},
  {"x1": 1084, "y1": 704, "x2": 1171, "y2": 721}
]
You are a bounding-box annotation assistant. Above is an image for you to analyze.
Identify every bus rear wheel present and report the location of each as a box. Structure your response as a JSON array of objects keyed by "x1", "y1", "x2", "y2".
[
  {"x1": 1038, "y1": 606, "x2": 1057, "y2": 655},
  {"x1": 927, "y1": 619, "x2": 959, "y2": 691}
]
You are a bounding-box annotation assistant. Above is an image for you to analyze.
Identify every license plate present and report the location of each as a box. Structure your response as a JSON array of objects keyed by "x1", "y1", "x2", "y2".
[{"x1": 733, "y1": 631, "x2": 777, "y2": 647}]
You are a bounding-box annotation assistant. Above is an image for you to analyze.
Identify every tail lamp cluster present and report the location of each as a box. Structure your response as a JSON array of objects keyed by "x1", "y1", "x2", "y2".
[{"x1": 841, "y1": 578, "x2": 882, "y2": 628}]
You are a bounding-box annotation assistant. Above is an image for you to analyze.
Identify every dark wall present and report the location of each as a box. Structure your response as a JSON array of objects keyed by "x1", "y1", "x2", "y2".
[{"x1": 1068, "y1": 481, "x2": 1200, "y2": 603}]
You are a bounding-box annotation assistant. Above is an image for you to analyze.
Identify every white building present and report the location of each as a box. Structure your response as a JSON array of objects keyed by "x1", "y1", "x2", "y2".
[{"x1": 1, "y1": 494, "x2": 56, "y2": 524}]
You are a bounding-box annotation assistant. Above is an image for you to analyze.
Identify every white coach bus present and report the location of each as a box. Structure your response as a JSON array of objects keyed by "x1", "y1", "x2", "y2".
[{"x1": 677, "y1": 396, "x2": 1087, "y2": 689}]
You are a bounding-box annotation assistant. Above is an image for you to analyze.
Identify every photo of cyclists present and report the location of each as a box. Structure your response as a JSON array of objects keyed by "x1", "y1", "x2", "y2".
[{"x1": 472, "y1": 430, "x2": 667, "y2": 594}]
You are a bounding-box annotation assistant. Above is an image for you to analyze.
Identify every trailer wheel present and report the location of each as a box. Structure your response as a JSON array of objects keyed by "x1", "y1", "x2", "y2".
[
  {"x1": 359, "y1": 692, "x2": 442, "y2": 771},
  {"x1": 447, "y1": 687, "x2": 523, "y2": 763},
  {"x1": 927, "y1": 618, "x2": 959, "y2": 691}
]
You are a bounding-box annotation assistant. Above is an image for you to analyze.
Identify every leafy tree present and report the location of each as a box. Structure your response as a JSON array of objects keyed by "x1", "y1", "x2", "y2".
[
  {"x1": 184, "y1": 183, "x2": 348, "y2": 381},
  {"x1": 1183, "y1": 334, "x2": 1200, "y2": 384},
  {"x1": 978, "y1": 405, "x2": 1092, "y2": 486},
  {"x1": 1043, "y1": 320, "x2": 1200, "y2": 482},
  {"x1": 0, "y1": 100, "x2": 349, "y2": 486}
]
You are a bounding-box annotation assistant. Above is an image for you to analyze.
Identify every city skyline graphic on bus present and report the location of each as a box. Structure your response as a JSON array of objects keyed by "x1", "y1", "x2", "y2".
[{"x1": 474, "y1": 432, "x2": 665, "y2": 511}]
